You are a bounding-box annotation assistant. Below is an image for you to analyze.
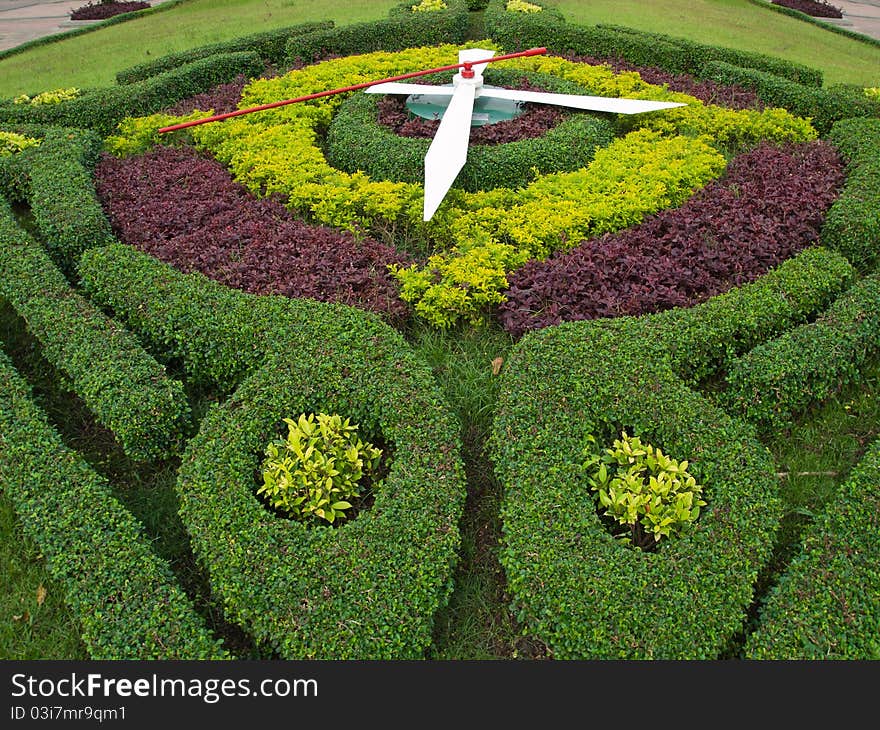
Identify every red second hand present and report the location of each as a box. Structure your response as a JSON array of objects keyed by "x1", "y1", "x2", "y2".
[{"x1": 157, "y1": 46, "x2": 547, "y2": 133}]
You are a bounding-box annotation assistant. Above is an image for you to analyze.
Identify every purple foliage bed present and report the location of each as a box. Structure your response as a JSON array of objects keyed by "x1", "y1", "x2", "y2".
[
  {"x1": 94, "y1": 146, "x2": 411, "y2": 322},
  {"x1": 498, "y1": 141, "x2": 844, "y2": 337},
  {"x1": 70, "y1": 2, "x2": 150, "y2": 21},
  {"x1": 771, "y1": 0, "x2": 844, "y2": 19}
]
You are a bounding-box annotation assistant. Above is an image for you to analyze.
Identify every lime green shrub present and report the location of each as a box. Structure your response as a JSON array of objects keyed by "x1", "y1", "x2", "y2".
[
  {"x1": 13, "y1": 88, "x2": 81, "y2": 105},
  {"x1": 0, "y1": 130, "x2": 40, "y2": 155},
  {"x1": 412, "y1": 0, "x2": 447, "y2": 10},
  {"x1": 258, "y1": 413, "x2": 382, "y2": 524},
  {"x1": 506, "y1": 0, "x2": 542, "y2": 12},
  {"x1": 583, "y1": 431, "x2": 706, "y2": 550}
]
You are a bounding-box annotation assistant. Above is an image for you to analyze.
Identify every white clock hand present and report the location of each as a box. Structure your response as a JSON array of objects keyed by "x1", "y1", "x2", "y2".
[
  {"x1": 423, "y1": 80, "x2": 477, "y2": 221},
  {"x1": 478, "y1": 87, "x2": 686, "y2": 115}
]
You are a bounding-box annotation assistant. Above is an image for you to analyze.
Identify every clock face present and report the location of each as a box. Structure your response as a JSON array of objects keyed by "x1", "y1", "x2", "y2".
[
  {"x1": 109, "y1": 42, "x2": 825, "y2": 334},
  {"x1": 405, "y1": 86, "x2": 525, "y2": 126}
]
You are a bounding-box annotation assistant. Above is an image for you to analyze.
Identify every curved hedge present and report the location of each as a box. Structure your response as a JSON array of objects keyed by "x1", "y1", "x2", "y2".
[
  {"x1": 723, "y1": 273, "x2": 880, "y2": 435},
  {"x1": 744, "y1": 435, "x2": 880, "y2": 659},
  {"x1": 326, "y1": 67, "x2": 615, "y2": 192},
  {"x1": 285, "y1": 0, "x2": 470, "y2": 66},
  {"x1": 490, "y1": 319, "x2": 782, "y2": 659},
  {"x1": 78, "y1": 242, "x2": 468, "y2": 658},
  {"x1": 115, "y1": 20, "x2": 333, "y2": 85},
  {"x1": 484, "y1": 0, "x2": 823, "y2": 85},
  {"x1": 0, "y1": 350, "x2": 226, "y2": 660},
  {"x1": 22, "y1": 126, "x2": 114, "y2": 272},
  {"x1": 0, "y1": 198, "x2": 190, "y2": 462}
]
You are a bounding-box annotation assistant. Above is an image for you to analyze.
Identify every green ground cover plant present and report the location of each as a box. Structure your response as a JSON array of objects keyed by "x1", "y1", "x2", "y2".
[{"x1": 0, "y1": 0, "x2": 878, "y2": 660}]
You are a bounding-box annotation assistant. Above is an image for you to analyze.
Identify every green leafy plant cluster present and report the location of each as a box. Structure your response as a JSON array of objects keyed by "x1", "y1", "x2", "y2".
[
  {"x1": 13, "y1": 88, "x2": 81, "y2": 105},
  {"x1": 258, "y1": 413, "x2": 382, "y2": 525},
  {"x1": 0, "y1": 130, "x2": 40, "y2": 156},
  {"x1": 583, "y1": 431, "x2": 707, "y2": 550},
  {"x1": 0, "y1": 351, "x2": 226, "y2": 659}
]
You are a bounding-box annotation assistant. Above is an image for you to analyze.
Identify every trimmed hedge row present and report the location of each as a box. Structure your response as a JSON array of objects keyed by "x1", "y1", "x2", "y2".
[
  {"x1": 0, "y1": 350, "x2": 226, "y2": 659},
  {"x1": 0, "y1": 51, "x2": 266, "y2": 137},
  {"x1": 115, "y1": 20, "x2": 333, "y2": 85},
  {"x1": 23, "y1": 127, "x2": 114, "y2": 273},
  {"x1": 326, "y1": 67, "x2": 615, "y2": 192},
  {"x1": 79, "y1": 242, "x2": 290, "y2": 393},
  {"x1": 821, "y1": 117, "x2": 880, "y2": 270},
  {"x1": 285, "y1": 0, "x2": 469, "y2": 66},
  {"x1": 78, "y1": 242, "x2": 468, "y2": 658},
  {"x1": 489, "y1": 318, "x2": 782, "y2": 658},
  {"x1": 722, "y1": 273, "x2": 880, "y2": 435},
  {"x1": 0, "y1": 198, "x2": 190, "y2": 462},
  {"x1": 483, "y1": 0, "x2": 823, "y2": 86},
  {"x1": 743, "y1": 434, "x2": 880, "y2": 659},
  {"x1": 701, "y1": 60, "x2": 880, "y2": 135}
]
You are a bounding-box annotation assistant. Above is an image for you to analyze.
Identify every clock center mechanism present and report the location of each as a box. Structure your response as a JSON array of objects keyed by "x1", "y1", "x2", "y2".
[{"x1": 405, "y1": 85, "x2": 525, "y2": 127}]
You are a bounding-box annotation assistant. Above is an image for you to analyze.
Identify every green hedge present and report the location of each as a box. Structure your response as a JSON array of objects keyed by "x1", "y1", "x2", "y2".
[
  {"x1": 486, "y1": 243, "x2": 860, "y2": 658},
  {"x1": 489, "y1": 319, "x2": 782, "y2": 658},
  {"x1": 285, "y1": 0, "x2": 470, "y2": 66},
  {"x1": 722, "y1": 273, "x2": 880, "y2": 435},
  {"x1": 701, "y1": 60, "x2": 880, "y2": 135},
  {"x1": 821, "y1": 117, "x2": 880, "y2": 270},
  {"x1": 326, "y1": 66, "x2": 615, "y2": 191},
  {"x1": 0, "y1": 51, "x2": 266, "y2": 137},
  {"x1": 79, "y1": 243, "x2": 287, "y2": 394},
  {"x1": 744, "y1": 435, "x2": 880, "y2": 659},
  {"x1": 0, "y1": 350, "x2": 226, "y2": 659},
  {"x1": 595, "y1": 23, "x2": 824, "y2": 87},
  {"x1": 115, "y1": 20, "x2": 333, "y2": 85},
  {"x1": 483, "y1": 0, "x2": 822, "y2": 85},
  {"x1": 23, "y1": 127, "x2": 114, "y2": 273},
  {"x1": 0, "y1": 200, "x2": 190, "y2": 462},
  {"x1": 78, "y1": 242, "x2": 468, "y2": 658}
]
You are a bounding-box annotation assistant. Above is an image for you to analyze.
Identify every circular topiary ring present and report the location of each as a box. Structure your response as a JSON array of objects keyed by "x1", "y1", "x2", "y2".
[
  {"x1": 326, "y1": 66, "x2": 616, "y2": 192},
  {"x1": 175, "y1": 298, "x2": 467, "y2": 659}
]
